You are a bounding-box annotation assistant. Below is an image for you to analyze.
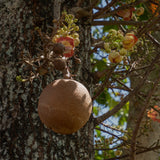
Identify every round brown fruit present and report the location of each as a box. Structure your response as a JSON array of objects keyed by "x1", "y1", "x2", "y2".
[
  {"x1": 52, "y1": 43, "x2": 65, "y2": 55},
  {"x1": 38, "y1": 79, "x2": 92, "y2": 134}
]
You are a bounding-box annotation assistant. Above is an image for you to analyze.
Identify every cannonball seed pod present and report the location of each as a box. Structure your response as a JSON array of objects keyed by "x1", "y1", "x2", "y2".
[
  {"x1": 52, "y1": 43, "x2": 65, "y2": 56},
  {"x1": 38, "y1": 79, "x2": 92, "y2": 134}
]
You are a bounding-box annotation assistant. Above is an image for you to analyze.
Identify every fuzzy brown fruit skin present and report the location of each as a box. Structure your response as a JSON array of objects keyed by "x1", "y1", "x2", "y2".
[
  {"x1": 38, "y1": 79, "x2": 92, "y2": 135},
  {"x1": 52, "y1": 43, "x2": 65, "y2": 56}
]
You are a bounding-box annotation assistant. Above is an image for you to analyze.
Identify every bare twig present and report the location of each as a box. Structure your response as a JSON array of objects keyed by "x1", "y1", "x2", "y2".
[
  {"x1": 93, "y1": 0, "x2": 118, "y2": 19},
  {"x1": 112, "y1": 77, "x2": 133, "y2": 92},
  {"x1": 101, "y1": 122, "x2": 127, "y2": 133},
  {"x1": 95, "y1": 127, "x2": 123, "y2": 141},
  {"x1": 109, "y1": 85, "x2": 131, "y2": 92},
  {"x1": 146, "y1": 33, "x2": 160, "y2": 48}
]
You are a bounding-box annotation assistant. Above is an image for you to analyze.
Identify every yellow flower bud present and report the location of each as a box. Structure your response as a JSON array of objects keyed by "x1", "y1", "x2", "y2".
[
  {"x1": 72, "y1": 33, "x2": 79, "y2": 38},
  {"x1": 74, "y1": 26, "x2": 79, "y2": 31},
  {"x1": 104, "y1": 42, "x2": 111, "y2": 53},
  {"x1": 119, "y1": 48, "x2": 127, "y2": 56},
  {"x1": 109, "y1": 29, "x2": 117, "y2": 37},
  {"x1": 136, "y1": 7, "x2": 144, "y2": 16},
  {"x1": 114, "y1": 150, "x2": 122, "y2": 157},
  {"x1": 74, "y1": 37, "x2": 80, "y2": 46},
  {"x1": 111, "y1": 42, "x2": 119, "y2": 49}
]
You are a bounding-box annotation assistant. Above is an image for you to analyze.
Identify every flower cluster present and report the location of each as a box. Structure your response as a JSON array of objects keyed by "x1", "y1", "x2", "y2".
[
  {"x1": 147, "y1": 106, "x2": 160, "y2": 123},
  {"x1": 52, "y1": 12, "x2": 80, "y2": 58},
  {"x1": 103, "y1": 29, "x2": 138, "y2": 63}
]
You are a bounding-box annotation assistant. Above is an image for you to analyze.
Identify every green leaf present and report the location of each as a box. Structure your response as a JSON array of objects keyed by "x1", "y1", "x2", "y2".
[
  {"x1": 95, "y1": 127, "x2": 101, "y2": 137},
  {"x1": 93, "y1": 106, "x2": 100, "y2": 116},
  {"x1": 93, "y1": 59, "x2": 107, "y2": 72},
  {"x1": 108, "y1": 97, "x2": 119, "y2": 109},
  {"x1": 96, "y1": 89, "x2": 110, "y2": 105}
]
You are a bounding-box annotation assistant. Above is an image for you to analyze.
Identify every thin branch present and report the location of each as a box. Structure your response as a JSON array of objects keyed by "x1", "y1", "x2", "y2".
[
  {"x1": 94, "y1": 55, "x2": 158, "y2": 126},
  {"x1": 92, "y1": 66, "x2": 116, "y2": 101},
  {"x1": 92, "y1": 20, "x2": 148, "y2": 26},
  {"x1": 95, "y1": 128, "x2": 123, "y2": 141},
  {"x1": 90, "y1": 40, "x2": 104, "y2": 55},
  {"x1": 137, "y1": 15, "x2": 160, "y2": 37},
  {"x1": 109, "y1": 85, "x2": 131, "y2": 92},
  {"x1": 104, "y1": 145, "x2": 160, "y2": 160},
  {"x1": 114, "y1": 65, "x2": 151, "y2": 75},
  {"x1": 112, "y1": 77, "x2": 133, "y2": 92},
  {"x1": 93, "y1": 0, "x2": 148, "y2": 19},
  {"x1": 130, "y1": 75, "x2": 160, "y2": 160},
  {"x1": 93, "y1": 0, "x2": 118, "y2": 19},
  {"x1": 94, "y1": 147, "x2": 120, "y2": 151},
  {"x1": 146, "y1": 33, "x2": 160, "y2": 48},
  {"x1": 94, "y1": 142, "x2": 125, "y2": 151},
  {"x1": 101, "y1": 122, "x2": 128, "y2": 133}
]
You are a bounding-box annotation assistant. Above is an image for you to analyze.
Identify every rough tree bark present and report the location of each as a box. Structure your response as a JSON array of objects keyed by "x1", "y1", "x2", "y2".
[
  {"x1": 127, "y1": 34, "x2": 160, "y2": 160},
  {"x1": 0, "y1": 0, "x2": 94, "y2": 159}
]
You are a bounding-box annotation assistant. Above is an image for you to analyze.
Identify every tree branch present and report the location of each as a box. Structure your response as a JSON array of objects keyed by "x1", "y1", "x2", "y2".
[
  {"x1": 137, "y1": 15, "x2": 160, "y2": 37},
  {"x1": 92, "y1": 20, "x2": 148, "y2": 26},
  {"x1": 112, "y1": 77, "x2": 133, "y2": 92},
  {"x1": 93, "y1": 0, "x2": 118, "y2": 19},
  {"x1": 92, "y1": 66, "x2": 116, "y2": 101},
  {"x1": 93, "y1": 0, "x2": 148, "y2": 19},
  {"x1": 146, "y1": 33, "x2": 160, "y2": 48},
  {"x1": 95, "y1": 127, "x2": 124, "y2": 141},
  {"x1": 94, "y1": 55, "x2": 158, "y2": 126},
  {"x1": 101, "y1": 122, "x2": 127, "y2": 133}
]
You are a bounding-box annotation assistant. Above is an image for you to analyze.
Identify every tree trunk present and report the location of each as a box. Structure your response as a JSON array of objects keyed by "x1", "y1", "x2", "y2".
[
  {"x1": 127, "y1": 49, "x2": 160, "y2": 160},
  {"x1": 0, "y1": 0, "x2": 94, "y2": 159}
]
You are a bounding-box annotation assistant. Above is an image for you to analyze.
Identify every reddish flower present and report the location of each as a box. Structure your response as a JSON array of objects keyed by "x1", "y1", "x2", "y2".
[
  {"x1": 56, "y1": 36, "x2": 74, "y2": 57},
  {"x1": 149, "y1": 0, "x2": 159, "y2": 17},
  {"x1": 123, "y1": 33, "x2": 138, "y2": 50},
  {"x1": 117, "y1": 8, "x2": 135, "y2": 21},
  {"x1": 147, "y1": 106, "x2": 160, "y2": 123}
]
